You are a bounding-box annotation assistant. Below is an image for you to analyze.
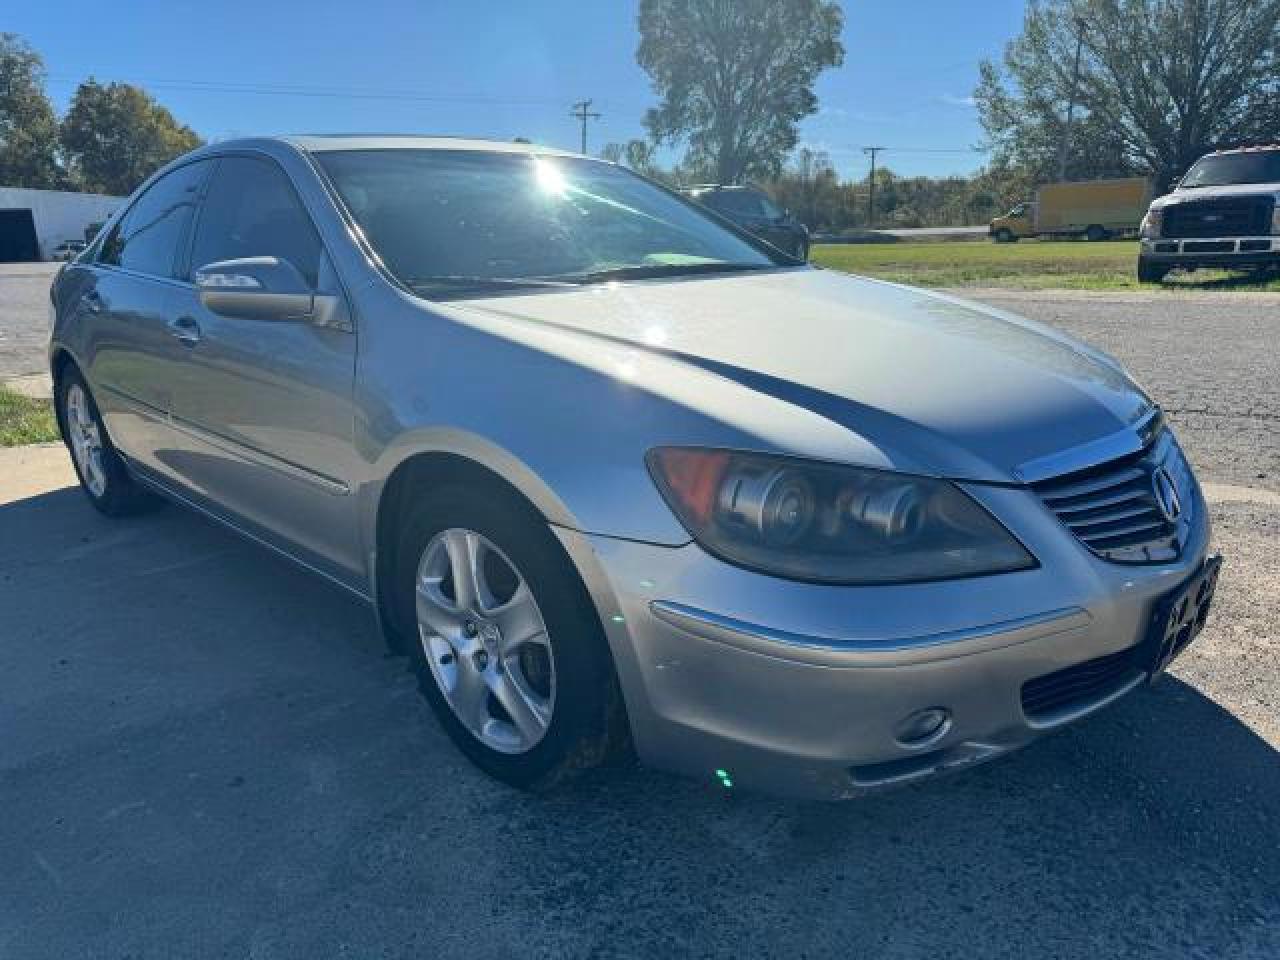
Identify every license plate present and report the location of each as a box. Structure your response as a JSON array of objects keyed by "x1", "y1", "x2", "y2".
[{"x1": 1145, "y1": 554, "x2": 1223, "y2": 680}]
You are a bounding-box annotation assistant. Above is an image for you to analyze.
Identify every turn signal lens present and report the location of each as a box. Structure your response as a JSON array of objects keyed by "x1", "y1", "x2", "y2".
[{"x1": 647, "y1": 448, "x2": 1036, "y2": 585}]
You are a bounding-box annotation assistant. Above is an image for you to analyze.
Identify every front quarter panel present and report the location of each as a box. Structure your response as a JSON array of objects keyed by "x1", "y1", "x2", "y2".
[{"x1": 348, "y1": 281, "x2": 889, "y2": 553}]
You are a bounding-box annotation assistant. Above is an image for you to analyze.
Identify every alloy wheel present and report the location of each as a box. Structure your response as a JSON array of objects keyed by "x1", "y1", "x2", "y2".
[
  {"x1": 65, "y1": 383, "x2": 107, "y2": 498},
  {"x1": 415, "y1": 528, "x2": 556, "y2": 754}
]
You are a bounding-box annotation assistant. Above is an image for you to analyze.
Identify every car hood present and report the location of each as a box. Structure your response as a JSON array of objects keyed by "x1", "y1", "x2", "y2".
[
  {"x1": 455, "y1": 268, "x2": 1153, "y2": 483},
  {"x1": 1154, "y1": 183, "x2": 1280, "y2": 207}
]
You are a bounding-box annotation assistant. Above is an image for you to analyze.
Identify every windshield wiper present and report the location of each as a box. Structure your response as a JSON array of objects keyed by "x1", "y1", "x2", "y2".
[{"x1": 556, "y1": 262, "x2": 778, "y2": 285}]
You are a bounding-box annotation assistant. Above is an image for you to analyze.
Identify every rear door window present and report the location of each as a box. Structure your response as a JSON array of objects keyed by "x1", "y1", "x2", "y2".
[
  {"x1": 100, "y1": 160, "x2": 211, "y2": 278},
  {"x1": 189, "y1": 156, "x2": 323, "y2": 287}
]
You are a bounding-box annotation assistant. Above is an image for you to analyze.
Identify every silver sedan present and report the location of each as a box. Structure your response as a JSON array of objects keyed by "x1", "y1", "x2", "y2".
[{"x1": 48, "y1": 136, "x2": 1219, "y2": 799}]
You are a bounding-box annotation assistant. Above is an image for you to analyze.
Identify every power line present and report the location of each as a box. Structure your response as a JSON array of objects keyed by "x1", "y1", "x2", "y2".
[
  {"x1": 46, "y1": 72, "x2": 572, "y2": 107},
  {"x1": 570, "y1": 99, "x2": 602, "y2": 155}
]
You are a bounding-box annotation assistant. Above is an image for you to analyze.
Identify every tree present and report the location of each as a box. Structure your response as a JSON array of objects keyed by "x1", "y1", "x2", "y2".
[
  {"x1": 61, "y1": 80, "x2": 202, "y2": 195},
  {"x1": 637, "y1": 0, "x2": 844, "y2": 184},
  {"x1": 0, "y1": 33, "x2": 64, "y2": 189},
  {"x1": 976, "y1": 0, "x2": 1280, "y2": 189}
]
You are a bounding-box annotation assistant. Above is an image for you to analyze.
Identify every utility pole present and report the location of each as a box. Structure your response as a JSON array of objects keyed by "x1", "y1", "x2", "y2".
[
  {"x1": 1056, "y1": 19, "x2": 1085, "y2": 182},
  {"x1": 863, "y1": 146, "x2": 885, "y2": 227},
  {"x1": 570, "y1": 99, "x2": 601, "y2": 155}
]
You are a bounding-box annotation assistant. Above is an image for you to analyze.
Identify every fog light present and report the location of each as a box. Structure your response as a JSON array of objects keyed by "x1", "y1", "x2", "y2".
[{"x1": 894, "y1": 707, "x2": 951, "y2": 746}]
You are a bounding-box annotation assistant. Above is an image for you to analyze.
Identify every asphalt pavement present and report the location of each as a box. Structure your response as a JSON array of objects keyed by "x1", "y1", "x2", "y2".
[{"x1": 1, "y1": 267, "x2": 1277, "y2": 957}]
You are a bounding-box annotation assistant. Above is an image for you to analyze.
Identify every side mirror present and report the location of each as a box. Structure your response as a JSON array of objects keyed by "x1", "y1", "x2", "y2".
[{"x1": 195, "y1": 256, "x2": 333, "y2": 323}]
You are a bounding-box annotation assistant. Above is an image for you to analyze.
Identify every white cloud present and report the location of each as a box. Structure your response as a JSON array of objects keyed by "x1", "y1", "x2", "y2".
[{"x1": 940, "y1": 94, "x2": 977, "y2": 108}]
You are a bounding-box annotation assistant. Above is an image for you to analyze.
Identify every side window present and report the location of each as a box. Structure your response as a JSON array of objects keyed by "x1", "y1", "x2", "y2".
[
  {"x1": 100, "y1": 161, "x2": 210, "y2": 277},
  {"x1": 190, "y1": 157, "x2": 322, "y2": 287}
]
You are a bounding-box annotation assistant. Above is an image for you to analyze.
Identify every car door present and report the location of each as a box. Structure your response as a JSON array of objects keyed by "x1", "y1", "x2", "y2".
[
  {"x1": 81, "y1": 159, "x2": 212, "y2": 476},
  {"x1": 165, "y1": 154, "x2": 363, "y2": 586}
]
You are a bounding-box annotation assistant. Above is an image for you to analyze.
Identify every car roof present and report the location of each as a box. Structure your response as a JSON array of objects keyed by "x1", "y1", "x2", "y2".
[
  {"x1": 279, "y1": 134, "x2": 580, "y2": 157},
  {"x1": 1207, "y1": 144, "x2": 1280, "y2": 156}
]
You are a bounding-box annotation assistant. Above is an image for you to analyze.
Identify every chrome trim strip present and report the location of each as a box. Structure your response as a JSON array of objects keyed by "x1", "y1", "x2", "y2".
[
  {"x1": 127, "y1": 460, "x2": 373, "y2": 604},
  {"x1": 1014, "y1": 406, "x2": 1163, "y2": 484},
  {"x1": 168, "y1": 413, "x2": 351, "y2": 496},
  {"x1": 649, "y1": 601, "x2": 1091, "y2": 668}
]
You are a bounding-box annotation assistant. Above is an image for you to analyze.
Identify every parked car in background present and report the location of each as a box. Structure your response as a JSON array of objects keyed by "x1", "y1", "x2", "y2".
[
  {"x1": 1138, "y1": 145, "x2": 1280, "y2": 283},
  {"x1": 989, "y1": 178, "x2": 1152, "y2": 242},
  {"x1": 50, "y1": 136, "x2": 1218, "y2": 800},
  {"x1": 682, "y1": 184, "x2": 810, "y2": 259},
  {"x1": 50, "y1": 240, "x2": 87, "y2": 261}
]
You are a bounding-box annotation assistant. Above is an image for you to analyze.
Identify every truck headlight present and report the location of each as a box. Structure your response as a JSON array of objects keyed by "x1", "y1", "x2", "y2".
[
  {"x1": 1141, "y1": 210, "x2": 1162, "y2": 239},
  {"x1": 647, "y1": 448, "x2": 1036, "y2": 584}
]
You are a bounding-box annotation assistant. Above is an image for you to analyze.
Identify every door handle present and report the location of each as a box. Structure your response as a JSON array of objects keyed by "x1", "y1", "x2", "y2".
[
  {"x1": 168, "y1": 316, "x2": 202, "y2": 345},
  {"x1": 81, "y1": 290, "x2": 103, "y2": 313}
]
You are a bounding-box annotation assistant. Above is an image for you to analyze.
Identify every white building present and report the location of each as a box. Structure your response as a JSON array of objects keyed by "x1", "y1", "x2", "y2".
[{"x1": 0, "y1": 186, "x2": 123, "y2": 262}]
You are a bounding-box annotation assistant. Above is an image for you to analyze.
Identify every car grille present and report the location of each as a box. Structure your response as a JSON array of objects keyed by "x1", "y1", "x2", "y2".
[
  {"x1": 1031, "y1": 430, "x2": 1192, "y2": 564},
  {"x1": 1021, "y1": 650, "x2": 1139, "y2": 720},
  {"x1": 1163, "y1": 197, "x2": 1274, "y2": 238}
]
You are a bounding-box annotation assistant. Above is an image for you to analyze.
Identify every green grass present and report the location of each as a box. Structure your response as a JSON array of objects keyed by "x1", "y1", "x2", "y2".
[
  {"x1": 811, "y1": 239, "x2": 1280, "y2": 291},
  {"x1": 0, "y1": 387, "x2": 60, "y2": 447}
]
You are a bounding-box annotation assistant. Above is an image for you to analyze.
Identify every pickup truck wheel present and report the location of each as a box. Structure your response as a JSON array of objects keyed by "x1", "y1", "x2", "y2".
[
  {"x1": 1137, "y1": 256, "x2": 1170, "y2": 284},
  {"x1": 394, "y1": 483, "x2": 625, "y2": 790},
  {"x1": 994, "y1": 228, "x2": 1016, "y2": 244},
  {"x1": 1085, "y1": 225, "x2": 1109, "y2": 242}
]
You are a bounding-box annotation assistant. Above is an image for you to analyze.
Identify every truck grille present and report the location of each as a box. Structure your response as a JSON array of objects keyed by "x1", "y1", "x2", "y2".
[
  {"x1": 1031, "y1": 430, "x2": 1192, "y2": 564},
  {"x1": 1163, "y1": 197, "x2": 1274, "y2": 238}
]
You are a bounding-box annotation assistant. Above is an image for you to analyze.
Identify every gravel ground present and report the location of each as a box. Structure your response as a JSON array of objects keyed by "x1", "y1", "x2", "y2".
[{"x1": 0, "y1": 273, "x2": 1277, "y2": 958}]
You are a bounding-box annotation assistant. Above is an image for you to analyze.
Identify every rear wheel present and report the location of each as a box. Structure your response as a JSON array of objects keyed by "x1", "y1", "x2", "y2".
[
  {"x1": 993, "y1": 228, "x2": 1016, "y2": 243},
  {"x1": 1085, "y1": 224, "x2": 1109, "y2": 242},
  {"x1": 1137, "y1": 256, "x2": 1170, "y2": 284},
  {"x1": 394, "y1": 483, "x2": 623, "y2": 789},
  {"x1": 56, "y1": 368, "x2": 159, "y2": 516}
]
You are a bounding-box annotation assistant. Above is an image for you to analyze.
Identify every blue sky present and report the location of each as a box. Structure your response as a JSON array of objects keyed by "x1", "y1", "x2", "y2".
[{"x1": 13, "y1": 0, "x2": 1028, "y2": 180}]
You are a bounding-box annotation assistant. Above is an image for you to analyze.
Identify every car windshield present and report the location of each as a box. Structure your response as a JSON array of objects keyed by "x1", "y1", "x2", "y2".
[
  {"x1": 1180, "y1": 151, "x2": 1280, "y2": 188},
  {"x1": 316, "y1": 149, "x2": 782, "y2": 293}
]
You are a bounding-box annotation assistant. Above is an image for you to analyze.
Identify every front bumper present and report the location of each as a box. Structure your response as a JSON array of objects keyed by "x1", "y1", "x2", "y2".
[
  {"x1": 1141, "y1": 235, "x2": 1279, "y2": 267},
  {"x1": 556, "y1": 477, "x2": 1212, "y2": 800}
]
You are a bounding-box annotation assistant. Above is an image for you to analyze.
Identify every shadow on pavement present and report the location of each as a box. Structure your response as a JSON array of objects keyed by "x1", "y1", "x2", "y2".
[{"x1": 0, "y1": 485, "x2": 1276, "y2": 958}]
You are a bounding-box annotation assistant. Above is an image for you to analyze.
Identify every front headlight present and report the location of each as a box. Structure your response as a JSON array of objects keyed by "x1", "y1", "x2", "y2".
[
  {"x1": 1141, "y1": 209, "x2": 1163, "y2": 239},
  {"x1": 647, "y1": 448, "x2": 1036, "y2": 585}
]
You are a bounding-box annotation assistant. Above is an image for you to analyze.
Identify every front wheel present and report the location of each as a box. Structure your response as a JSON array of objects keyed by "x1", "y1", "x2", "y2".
[
  {"x1": 1085, "y1": 225, "x2": 1109, "y2": 242},
  {"x1": 1137, "y1": 256, "x2": 1170, "y2": 284},
  {"x1": 993, "y1": 228, "x2": 1017, "y2": 243},
  {"x1": 394, "y1": 484, "x2": 624, "y2": 789}
]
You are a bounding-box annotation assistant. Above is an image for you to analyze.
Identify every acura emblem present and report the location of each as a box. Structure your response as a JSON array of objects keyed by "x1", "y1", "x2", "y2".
[{"x1": 1152, "y1": 467, "x2": 1182, "y2": 522}]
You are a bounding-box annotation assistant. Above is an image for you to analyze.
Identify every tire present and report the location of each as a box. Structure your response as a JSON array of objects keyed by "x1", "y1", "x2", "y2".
[
  {"x1": 1085, "y1": 225, "x2": 1108, "y2": 242},
  {"x1": 797, "y1": 240, "x2": 810, "y2": 261},
  {"x1": 994, "y1": 228, "x2": 1016, "y2": 244},
  {"x1": 393, "y1": 482, "x2": 624, "y2": 790},
  {"x1": 56, "y1": 367, "x2": 159, "y2": 516},
  {"x1": 1137, "y1": 256, "x2": 1170, "y2": 284}
]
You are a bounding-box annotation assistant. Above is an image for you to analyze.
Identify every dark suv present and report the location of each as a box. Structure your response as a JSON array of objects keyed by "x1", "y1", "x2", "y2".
[{"x1": 682, "y1": 184, "x2": 810, "y2": 260}]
